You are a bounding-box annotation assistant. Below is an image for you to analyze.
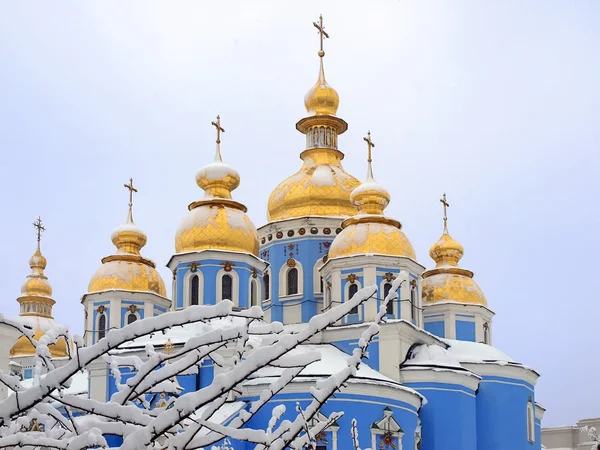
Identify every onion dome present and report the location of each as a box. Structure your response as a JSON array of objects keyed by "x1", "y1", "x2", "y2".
[
  {"x1": 422, "y1": 195, "x2": 487, "y2": 306},
  {"x1": 175, "y1": 116, "x2": 259, "y2": 255},
  {"x1": 88, "y1": 181, "x2": 167, "y2": 296},
  {"x1": 11, "y1": 218, "x2": 68, "y2": 358},
  {"x1": 329, "y1": 133, "x2": 416, "y2": 259},
  {"x1": 267, "y1": 15, "x2": 360, "y2": 222}
]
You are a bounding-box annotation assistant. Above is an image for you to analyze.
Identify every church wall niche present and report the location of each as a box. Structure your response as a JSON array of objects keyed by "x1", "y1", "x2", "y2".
[
  {"x1": 423, "y1": 320, "x2": 445, "y2": 339},
  {"x1": 455, "y1": 320, "x2": 476, "y2": 342}
]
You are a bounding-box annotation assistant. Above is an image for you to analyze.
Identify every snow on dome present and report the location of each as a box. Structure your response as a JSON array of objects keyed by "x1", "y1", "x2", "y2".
[
  {"x1": 111, "y1": 222, "x2": 146, "y2": 243},
  {"x1": 196, "y1": 161, "x2": 239, "y2": 183},
  {"x1": 403, "y1": 344, "x2": 465, "y2": 370},
  {"x1": 442, "y1": 339, "x2": 514, "y2": 364},
  {"x1": 351, "y1": 181, "x2": 390, "y2": 202},
  {"x1": 311, "y1": 165, "x2": 337, "y2": 186}
]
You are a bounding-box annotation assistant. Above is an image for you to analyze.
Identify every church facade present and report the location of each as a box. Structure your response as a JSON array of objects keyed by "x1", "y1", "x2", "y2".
[{"x1": 7, "y1": 17, "x2": 544, "y2": 450}]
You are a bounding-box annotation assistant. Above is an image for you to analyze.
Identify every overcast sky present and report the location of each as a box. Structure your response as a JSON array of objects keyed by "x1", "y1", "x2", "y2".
[{"x1": 0, "y1": 1, "x2": 598, "y2": 427}]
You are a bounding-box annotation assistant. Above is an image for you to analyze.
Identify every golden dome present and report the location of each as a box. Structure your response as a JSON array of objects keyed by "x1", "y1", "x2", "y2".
[
  {"x1": 175, "y1": 117, "x2": 259, "y2": 255},
  {"x1": 11, "y1": 221, "x2": 69, "y2": 358},
  {"x1": 88, "y1": 199, "x2": 167, "y2": 297},
  {"x1": 10, "y1": 324, "x2": 69, "y2": 358},
  {"x1": 329, "y1": 141, "x2": 416, "y2": 259},
  {"x1": 304, "y1": 58, "x2": 340, "y2": 116},
  {"x1": 267, "y1": 149, "x2": 360, "y2": 221},
  {"x1": 422, "y1": 196, "x2": 487, "y2": 306}
]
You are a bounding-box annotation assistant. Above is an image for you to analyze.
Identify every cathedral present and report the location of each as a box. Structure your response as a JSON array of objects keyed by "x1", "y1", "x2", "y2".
[{"x1": 5, "y1": 16, "x2": 544, "y2": 450}]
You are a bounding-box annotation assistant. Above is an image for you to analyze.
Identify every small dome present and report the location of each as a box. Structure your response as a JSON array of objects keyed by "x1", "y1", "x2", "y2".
[
  {"x1": 422, "y1": 272, "x2": 487, "y2": 306},
  {"x1": 328, "y1": 154, "x2": 415, "y2": 259},
  {"x1": 175, "y1": 204, "x2": 258, "y2": 255},
  {"x1": 175, "y1": 129, "x2": 259, "y2": 255},
  {"x1": 304, "y1": 59, "x2": 339, "y2": 116},
  {"x1": 10, "y1": 316, "x2": 69, "y2": 358},
  {"x1": 267, "y1": 152, "x2": 360, "y2": 221},
  {"x1": 422, "y1": 210, "x2": 487, "y2": 306},
  {"x1": 329, "y1": 221, "x2": 416, "y2": 259},
  {"x1": 88, "y1": 258, "x2": 167, "y2": 296},
  {"x1": 88, "y1": 206, "x2": 166, "y2": 297},
  {"x1": 21, "y1": 247, "x2": 52, "y2": 297}
]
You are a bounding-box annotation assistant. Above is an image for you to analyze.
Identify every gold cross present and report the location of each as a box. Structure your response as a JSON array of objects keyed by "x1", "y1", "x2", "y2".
[
  {"x1": 123, "y1": 178, "x2": 138, "y2": 207},
  {"x1": 440, "y1": 193, "x2": 450, "y2": 232},
  {"x1": 32, "y1": 216, "x2": 45, "y2": 242},
  {"x1": 211, "y1": 115, "x2": 225, "y2": 144},
  {"x1": 313, "y1": 14, "x2": 329, "y2": 57},
  {"x1": 363, "y1": 131, "x2": 375, "y2": 163}
]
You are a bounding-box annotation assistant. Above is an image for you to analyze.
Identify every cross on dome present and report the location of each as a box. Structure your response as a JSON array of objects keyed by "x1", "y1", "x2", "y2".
[
  {"x1": 123, "y1": 178, "x2": 138, "y2": 209},
  {"x1": 32, "y1": 216, "x2": 45, "y2": 242},
  {"x1": 313, "y1": 14, "x2": 329, "y2": 58},
  {"x1": 440, "y1": 193, "x2": 450, "y2": 233},
  {"x1": 363, "y1": 131, "x2": 376, "y2": 180}
]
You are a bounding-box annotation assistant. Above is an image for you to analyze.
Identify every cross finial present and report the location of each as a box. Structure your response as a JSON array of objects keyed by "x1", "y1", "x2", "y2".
[
  {"x1": 211, "y1": 115, "x2": 225, "y2": 145},
  {"x1": 123, "y1": 178, "x2": 138, "y2": 208},
  {"x1": 313, "y1": 14, "x2": 329, "y2": 58},
  {"x1": 363, "y1": 131, "x2": 375, "y2": 163},
  {"x1": 440, "y1": 193, "x2": 450, "y2": 233},
  {"x1": 32, "y1": 216, "x2": 45, "y2": 242}
]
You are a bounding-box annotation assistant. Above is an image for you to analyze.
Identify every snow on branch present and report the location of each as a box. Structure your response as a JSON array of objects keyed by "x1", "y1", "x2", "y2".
[{"x1": 0, "y1": 278, "x2": 399, "y2": 450}]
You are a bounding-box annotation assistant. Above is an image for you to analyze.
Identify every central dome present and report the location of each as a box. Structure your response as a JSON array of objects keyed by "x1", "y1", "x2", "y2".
[
  {"x1": 267, "y1": 149, "x2": 360, "y2": 221},
  {"x1": 175, "y1": 133, "x2": 259, "y2": 255}
]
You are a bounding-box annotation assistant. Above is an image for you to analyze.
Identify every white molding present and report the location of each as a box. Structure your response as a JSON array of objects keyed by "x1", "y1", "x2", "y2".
[
  {"x1": 462, "y1": 362, "x2": 540, "y2": 386},
  {"x1": 399, "y1": 366, "x2": 481, "y2": 391},
  {"x1": 313, "y1": 258, "x2": 325, "y2": 295},
  {"x1": 216, "y1": 269, "x2": 239, "y2": 306},
  {"x1": 257, "y1": 216, "x2": 344, "y2": 238},
  {"x1": 322, "y1": 253, "x2": 426, "y2": 276},
  {"x1": 80, "y1": 290, "x2": 171, "y2": 309},
  {"x1": 167, "y1": 250, "x2": 268, "y2": 272},
  {"x1": 527, "y1": 399, "x2": 535, "y2": 442},
  {"x1": 279, "y1": 260, "x2": 304, "y2": 298},
  {"x1": 534, "y1": 402, "x2": 546, "y2": 420},
  {"x1": 379, "y1": 279, "x2": 396, "y2": 317},
  {"x1": 249, "y1": 277, "x2": 260, "y2": 307},
  {"x1": 344, "y1": 279, "x2": 363, "y2": 320},
  {"x1": 124, "y1": 310, "x2": 141, "y2": 326},
  {"x1": 262, "y1": 271, "x2": 272, "y2": 303}
]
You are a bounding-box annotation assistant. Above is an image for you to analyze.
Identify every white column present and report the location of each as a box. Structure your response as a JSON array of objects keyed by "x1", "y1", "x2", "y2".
[
  {"x1": 0, "y1": 325, "x2": 21, "y2": 400},
  {"x1": 110, "y1": 298, "x2": 121, "y2": 330}
]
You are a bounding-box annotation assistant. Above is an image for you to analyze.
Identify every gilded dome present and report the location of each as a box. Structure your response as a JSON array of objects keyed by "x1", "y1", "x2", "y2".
[
  {"x1": 88, "y1": 205, "x2": 167, "y2": 297},
  {"x1": 12, "y1": 224, "x2": 69, "y2": 359},
  {"x1": 422, "y1": 202, "x2": 487, "y2": 306},
  {"x1": 10, "y1": 317, "x2": 69, "y2": 358},
  {"x1": 267, "y1": 149, "x2": 360, "y2": 221},
  {"x1": 175, "y1": 120, "x2": 259, "y2": 255},
  {"x1": 304, "y1": 58, "x2": 340, "y2": 116},
  {"x1": 328, "y1": 146, "x2": 416, "y2": 259}
]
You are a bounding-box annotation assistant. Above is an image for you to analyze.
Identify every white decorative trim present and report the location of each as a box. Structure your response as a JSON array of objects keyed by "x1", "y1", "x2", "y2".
[
  {"x1": 399, "y1": 366, "x2": 481, "y2": 391},
  {"x1": 183, "y1": 270, "x2": 204, "y2": 307},
  {"x1": 279, "y1": 260, "x2": 304, "y2": 299},
  {"x1": 461, "y1": 361, "x2": 540, "y2": 386},
  {"x1": 96, "y1": 313, "x2": 107, "y2": 343},
  {"x1": 216, "y1": 269, "x2": 239, "y2": 307},
  {"x1": 313, "y1": 259, "x2": 325, "y2": 295},
  {"x1": 249, "y1": 278, "x2": 260, "y2": 307},
  {"x1": 124, "y1": 310, "x2": 141, "y2": 326},
  {"x1": 380, "y1": 279, "x2": 395, "y2": 318},
  {"x1": 527, "y1": 398, "x2": 535, "y2": 442}
]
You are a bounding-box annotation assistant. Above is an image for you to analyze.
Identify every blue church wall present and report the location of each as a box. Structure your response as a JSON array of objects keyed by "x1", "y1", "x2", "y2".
[
  {"x1": 424, "y1": 321, "x2": 445, "y2": 338},
  {"x1": 475, "y1": 375, "x2": 536, "y2": 450},
  {"x1": 259, "y1": 234, "x2": 332, "y2": 324},
  {"x1": 455, "y1": 320, "x2": 476, "y2": 342},
  {"x1": 120, "y1": 301, "x2": 145, "y2": 326},
  {"x1": 405, "y1": 381, "x2": 477, "y2": 450},
  {"x1": 331, "y1": 338, "x2": 380, "y2": 371},
  {"x1": 174, "y1": 258, "x2": 264, "y2": 309},
  {"x1": 242, "y1": 390, "x2": 419, "y2": 450}
]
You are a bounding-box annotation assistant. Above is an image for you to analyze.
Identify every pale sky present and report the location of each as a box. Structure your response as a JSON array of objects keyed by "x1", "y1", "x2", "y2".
[{"x1": 0, "y1": 1, "x2": 598, "y2": 427}]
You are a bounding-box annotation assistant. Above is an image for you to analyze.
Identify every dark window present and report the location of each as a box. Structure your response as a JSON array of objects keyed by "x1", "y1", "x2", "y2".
[
  {"x1": 484, "y1": 323, "x2": 490, "y2": 344},
  {"x1": 384, "y1": 283, "x2": 393, "y2": 315},
  {"x1": 191, "y1": 275, "x2": 199, "y2": 306},
  {"x1": 250, "y1": 281, "x2": 258, "y2": 306},
  {"x1": 127, "y1": 313, "x2": 137, "y2": 324},
  {"x1": 316, "y1": 446, "x2": 327, "y2": 450},
  {"x1": 349, "y1": 283, "x2": 359, "y2": 314},
  {"x1": 222, "y1": 274, "x2": 233, "y2": 301},
  {"x1": 287, "y1": 268, "x2": 298, "y2": 295},
  {"x1": 263, "y1": 274, "x2": 270, "y2": 300},
  {"x1": 320, "y1": 277, "x2": 324, "y2": 293},
  {"x1": 98, "y1": 314, "x2": 106, "y2": 340},
  {"x1": 411, "y1": 288, "x2": 417, "y2": 321}
]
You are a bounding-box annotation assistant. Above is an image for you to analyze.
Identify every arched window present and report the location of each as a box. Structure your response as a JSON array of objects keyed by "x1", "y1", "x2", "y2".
[
  {"x1": 98, "y1": 314, "x2": 106, "y2": 340},
  {"x1": 190, "y1": 275, "x2": 199, "y2": 306},
  {"x1": 348, "y1": 283, "x2": 359, "y2": 314},
  {"x1": 320, "y1": 277, "x2": 324, "y2": 294},
  {"x1": 383, "y1": 283, "x2": 393, "y2": 316},
  {"x1": 222, "y1": 274, "x2": 233, "y2": 301},
  {"x1": 527, "y1": 399, "x2": 535, "y2": 442},
  {"x1": 287, "y1": 268, "x2": 298, "y2": 295},
  {"x1": 483, "y1": 322, "x2": 490, "y2": 344},
  {"x1": 250, "y1": 281, "x2": 258, "y2": 307},
  {"x1": 127, "y1": 313, "x2": 137, "y2": 325},
  {"x1": 263, "y1": 274, "x2": 270, "y2": 300}
]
